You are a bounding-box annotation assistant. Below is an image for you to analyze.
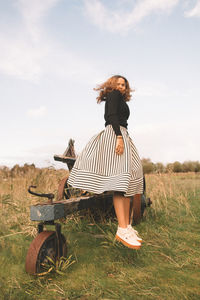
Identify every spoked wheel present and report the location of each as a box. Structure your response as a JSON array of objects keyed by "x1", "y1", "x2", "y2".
[
  {"x1": 25, "y1": 230, "x2": 67, "y2": 275},
  {"x1": 132, "y1": 176, "x2": 152, "y2": 224},
  {"x1": 132, "y1": 196, "x2": 142, "y2": 225},
  {"x1": 57, "y1": 176, "x2": 89, "y2": 200}
]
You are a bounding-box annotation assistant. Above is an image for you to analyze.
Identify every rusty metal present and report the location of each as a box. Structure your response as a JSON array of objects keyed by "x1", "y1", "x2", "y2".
[
  {"x1": 129, "y1": 176, "x2": 152, "y2": 225},
  {"x1": 57, "y1": 176, "x2": 69, "y2": 201},
  {"x1": 54, "y1": 139, "x2": 76, "y2": 171},
  {"x1": 147, "y1": 197, "x2": 152, "y2": 207},
  {"x1": 55, "y1": 223, "x2": 62, "y2": 259},
  {"x1": 57, "y1": 176, "x2": 87, "y2": 200},
  {"x1": 132, "y1": 198, "x2": 142, "y2": 225},
  {"x1": 38, "y1": 223, "x2": 44, "y2": 233},
  {"x1": 25, "y1": 139, "x2": 152, "y2": 275},
  {"x1": 25, "y1": 230, "x2": 67, "y2": 275},
  {"x1": 25, "y1": 231, "x2": 54, "y2": 274},
  {"x1": 54, "y1": 155, "x2": 76, "y2": 171},
  {"x1": 28, "y1": 186, "x2": 54, "y2": 204},
  {"x1": 63, "y1": 139, "x2": 76, "y2": 158}
]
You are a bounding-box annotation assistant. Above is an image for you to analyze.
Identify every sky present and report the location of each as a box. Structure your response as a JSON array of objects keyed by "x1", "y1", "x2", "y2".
[{"x1": 0, "y1": 0, "x2": 200, "y2": 169}]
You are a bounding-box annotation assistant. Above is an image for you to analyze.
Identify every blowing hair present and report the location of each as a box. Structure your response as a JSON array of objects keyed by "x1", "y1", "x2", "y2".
[{"x1": 94, "y1": 75, "x2": 133, "y2": 103}]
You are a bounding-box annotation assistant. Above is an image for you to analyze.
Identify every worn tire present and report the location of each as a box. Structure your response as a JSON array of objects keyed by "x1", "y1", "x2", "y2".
[{"x1": 25, "y1": 231, "x2": 67, "y2": 275}]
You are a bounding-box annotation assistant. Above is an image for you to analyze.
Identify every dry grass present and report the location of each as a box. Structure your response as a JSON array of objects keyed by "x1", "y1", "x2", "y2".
[
  {"x1": 145, "y1": 172, "x2": 200, "y2": 218},
  {"x1": 0, "y1": 165, "x2": 68, "y2": 238},
  {"x1": 0, "y1": 166, "x2": 200, "y2": 299}
]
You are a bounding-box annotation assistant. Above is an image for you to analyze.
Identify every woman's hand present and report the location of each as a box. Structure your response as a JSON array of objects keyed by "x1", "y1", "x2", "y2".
[{"x1": 115, "y1": 136, "x2": 124, "y2": 155}]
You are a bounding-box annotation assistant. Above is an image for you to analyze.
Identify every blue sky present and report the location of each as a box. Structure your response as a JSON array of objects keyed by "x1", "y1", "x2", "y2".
[{"x1": 0, "y1": 0, "x2": 200, "y2": 168}]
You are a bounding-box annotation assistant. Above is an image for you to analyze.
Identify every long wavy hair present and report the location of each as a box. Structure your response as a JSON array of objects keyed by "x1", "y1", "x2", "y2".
[{"x1": 94, "y1": 75, "x2": 133, "y2": 103}]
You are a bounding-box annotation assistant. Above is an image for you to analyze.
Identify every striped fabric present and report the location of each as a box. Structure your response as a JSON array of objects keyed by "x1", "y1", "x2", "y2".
[{"x1": 68, "y1": 125, "x2": 143, "y2": 197}]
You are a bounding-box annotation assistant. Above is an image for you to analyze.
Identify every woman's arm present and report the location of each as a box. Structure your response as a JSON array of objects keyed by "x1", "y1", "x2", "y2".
[
  {"x1": 115, "y1": 136, "x2": 124, "y2": 155},
  {"x1": 106, "y1": 90, "x2": 122, "y2": 136},
  {"x1": 106, "y1": 90, "x2": 124, "y2": 155}
]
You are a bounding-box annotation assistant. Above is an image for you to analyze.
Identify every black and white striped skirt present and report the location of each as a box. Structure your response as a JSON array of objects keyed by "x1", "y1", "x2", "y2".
[{"x1": 68, "y1": 125, "x2": 143, "y2": 197}]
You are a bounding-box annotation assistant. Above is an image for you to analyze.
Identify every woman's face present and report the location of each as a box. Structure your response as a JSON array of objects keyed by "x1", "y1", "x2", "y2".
[{"x1": 116, "y1": 77, "x2": 126, "y2": 94}]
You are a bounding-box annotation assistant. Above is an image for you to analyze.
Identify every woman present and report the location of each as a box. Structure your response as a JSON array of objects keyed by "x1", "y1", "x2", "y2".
[{"x1": 68, "y1": 75, "x2": 143, "y2": 249}]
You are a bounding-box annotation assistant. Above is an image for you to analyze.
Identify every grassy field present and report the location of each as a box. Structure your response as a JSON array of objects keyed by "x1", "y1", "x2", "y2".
[{"x1": 0, "y1": 166, "x2": 200, "y2": 300}]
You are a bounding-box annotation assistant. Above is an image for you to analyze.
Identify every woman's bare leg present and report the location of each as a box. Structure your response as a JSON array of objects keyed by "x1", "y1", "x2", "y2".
[
  {"x1": 113, "y1": 192, "x2": 131, "y2": 228},
  {"x1": 124, "y1": 196, "x2": 131, "y2": 225},
  {"x1": 113, "y1": 192, "x2": 142, "y2": 248}
]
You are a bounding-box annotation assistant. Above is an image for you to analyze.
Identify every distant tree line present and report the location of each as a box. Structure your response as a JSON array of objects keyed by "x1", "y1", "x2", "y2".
[
  {"x1": 1, "y1": 160, "x2": 200, "y2": 176},
  {"x1": 141, "y1": 158, "x2": 200, "y2": 174}
]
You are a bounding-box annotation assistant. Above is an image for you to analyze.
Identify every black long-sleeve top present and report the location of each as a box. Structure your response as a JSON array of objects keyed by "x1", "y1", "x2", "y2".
[{"x1": 104, "y1": 89, "x2": 130, "y2": 136}]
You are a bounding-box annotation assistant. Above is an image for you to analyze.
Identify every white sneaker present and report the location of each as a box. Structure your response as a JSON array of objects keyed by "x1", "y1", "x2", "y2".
[
  {"x1": 115, "y1": 227, "x2": 141, "y2": 249},
  {"x1": 127, "y1": 224, "x2": 143, "y2": 243}
]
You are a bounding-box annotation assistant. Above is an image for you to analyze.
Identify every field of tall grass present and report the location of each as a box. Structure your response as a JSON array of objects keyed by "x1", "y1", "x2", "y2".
[{"x1": 0, "y1": 165, "x2": 200, "y2": 299}]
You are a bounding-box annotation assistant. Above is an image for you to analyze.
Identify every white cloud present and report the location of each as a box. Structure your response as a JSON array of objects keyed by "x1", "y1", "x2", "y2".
[
  {"x1": 83, "y1": 0, "x2": 179, "y2": 33},
  {"x1": 27, "y1": 106, "x2": 47, "y2": 118},
  {"x1": 132, "y1": 120, "x2": 200, "y2": 163},
  {"x1": 44, "y1": 42, "x2": 103, "y2": 84},
  {"x1": 0, "y1": 31, "x2": 99, "y2": 84},
  {"x1": 133, "y1": 80, "x2": 197, "y2": 99},
  {"x1": 0, "y1": 0, "x2": 59, "y2": 81},
  {"x1": 0, "y1": 34, "x2": 47, "y2": 81},
  {"x1": 0, "y1": 0, "x2": 100, "y2": 83},
  {"x1": 134, "y1": 81, "x2": 170, "y2": 98},
  {"x1": 1, "y1": 119, "x2": 199, "y2": 167},
  {"x1": 16, "y1": 0, "x2": 60, "y2": 41},
  {"x1": 184, "y1": 0, "x2": 200, "y2": 17}
]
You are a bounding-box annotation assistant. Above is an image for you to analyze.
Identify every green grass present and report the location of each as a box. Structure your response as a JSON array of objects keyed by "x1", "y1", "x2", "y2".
[{"x1": 0, "y1": 170, "x2": 200, "y2": 299}]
